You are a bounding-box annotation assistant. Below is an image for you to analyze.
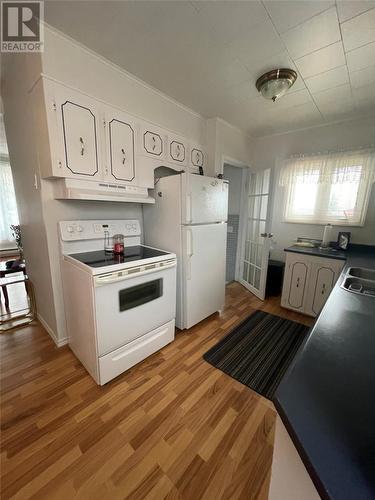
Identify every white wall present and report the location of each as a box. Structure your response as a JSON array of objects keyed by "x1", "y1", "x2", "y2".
[
  {"x1": 43, "y1": 27, "x2": 206, "y2": 145},
  {"x1": 252, "y1": 116, "x2": 375, "y2": 260},
  {"x1": 207, "y1": 117, "x2": 253, "y2": 176},
  {"x1": 2, "y1": 54, "x2": 58, "y2": 334}
]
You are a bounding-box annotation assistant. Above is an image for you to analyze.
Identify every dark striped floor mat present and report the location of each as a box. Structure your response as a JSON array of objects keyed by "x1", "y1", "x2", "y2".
[{"x1": 203, "y1": 310, "x2": 310, "y2": 400}]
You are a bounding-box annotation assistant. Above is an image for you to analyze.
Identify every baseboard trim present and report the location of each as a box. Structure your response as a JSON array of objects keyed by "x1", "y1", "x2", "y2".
[{"x1": 37, "y1": 313, "x2": 68, "y2": 347}]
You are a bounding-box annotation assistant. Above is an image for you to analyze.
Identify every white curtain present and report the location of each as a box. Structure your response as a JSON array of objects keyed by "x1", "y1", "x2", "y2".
[
  {"x1": 280, "y1": 149, "x2": 375, "y2": 226},
  {"x1": 0, "y1": 154, "x2": 19, "y2": 246}
]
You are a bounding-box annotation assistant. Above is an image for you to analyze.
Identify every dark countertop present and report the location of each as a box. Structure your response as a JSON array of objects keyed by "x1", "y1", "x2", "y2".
[
  {"x1": 285, "y1": 244, "x2": 347, "y2": 260},
  {"x1": 274, "y1": 245, "x2": 375, "y2": 500}
]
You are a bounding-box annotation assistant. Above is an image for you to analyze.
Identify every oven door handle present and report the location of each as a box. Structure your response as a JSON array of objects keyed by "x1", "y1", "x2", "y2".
[{"x1": 94, "y1": 260, "x2": 176, "y2": 287}]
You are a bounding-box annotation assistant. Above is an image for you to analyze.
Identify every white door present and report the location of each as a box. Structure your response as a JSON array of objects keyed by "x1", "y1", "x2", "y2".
[
  {"x1": 182, "y1": 223, "x2": 227, "y2": 329},
  {"x1": 240, "y1": 168, "x2": 272, "y2": 300},
  {"x1": 106, "y1": 111, "x2": 136, "y2": 183},
  {"x1": 182, "y1": 174, "x2": 228, "y2": 224}
]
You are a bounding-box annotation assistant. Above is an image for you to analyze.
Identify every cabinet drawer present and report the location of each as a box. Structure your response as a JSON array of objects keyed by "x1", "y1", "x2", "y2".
[{"x1": 98, "y1": 319, "x2": 174, "y2": 385}]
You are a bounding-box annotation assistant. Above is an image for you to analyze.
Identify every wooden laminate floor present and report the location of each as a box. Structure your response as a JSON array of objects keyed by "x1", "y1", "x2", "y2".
[{"x1": 0, "y1": 282, "x2": 313, "y2": 500}]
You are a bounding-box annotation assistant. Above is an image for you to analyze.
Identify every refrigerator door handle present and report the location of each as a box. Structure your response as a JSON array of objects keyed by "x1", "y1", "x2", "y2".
[
  {"x1": 187, "y1": 228, "x2": 193, "y2": 280},
  {"x1": 186, "y1": 193, "x2": 193, "y2": 223}
]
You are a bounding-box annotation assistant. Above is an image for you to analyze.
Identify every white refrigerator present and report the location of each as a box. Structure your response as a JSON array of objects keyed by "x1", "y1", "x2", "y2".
[{"x1": 144, "y1": 172, "x2": 228, "y2": 330}]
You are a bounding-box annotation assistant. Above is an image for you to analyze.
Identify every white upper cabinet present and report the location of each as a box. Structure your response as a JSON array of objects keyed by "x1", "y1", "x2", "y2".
[
  {"x1": 167, "y1": 133, "x2": 188, "y2": 168},
  {"x1": 139, "y1": 122, "x2": 167, "y2": 160},
  {"x1": 61, "y1": 101, "x2": 99, "y2": 178},
  {"x1": 104, "y1": 107, "x2": 136, "y2": 184},
  {"x1": 42, "y1": 80, "x2": 103, "y2": 180},
  {"x1": 36, "y1": 78, "x2": 207, "y2": 195},
  {"x1": 189, "y1": 144, "x2": 206, "y2": 174}
]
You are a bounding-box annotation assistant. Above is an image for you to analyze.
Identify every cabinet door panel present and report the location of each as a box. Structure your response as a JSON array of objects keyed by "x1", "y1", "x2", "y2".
[
  {"x1": 61, "y1": 100, "x2": 99, "y2": 177},
  {"x1": 311, "y1": 266, "x2": 336, "y2": 315},
  {"x1": 288, "y1": 261, "x2": 308, "y2": 310},
  {"x1": 108, "y1": 118, "x2": 135, "y2": 182},
  {"x1": 167, "y1": 133, "x2": 187, "y2": 168},
  {"x1": 139, "y1": 123, "x2": 166, "y2": 160}
]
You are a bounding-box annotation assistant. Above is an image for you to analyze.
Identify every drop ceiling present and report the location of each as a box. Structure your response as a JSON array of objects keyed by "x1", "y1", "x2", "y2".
[{"x1": 44, "y1": 0, "x2": 375, "y2": 137}]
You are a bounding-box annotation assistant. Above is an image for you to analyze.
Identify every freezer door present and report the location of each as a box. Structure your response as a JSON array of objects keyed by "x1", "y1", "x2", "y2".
[
  {"x1": 182, "y1": 223, "x2": 227, "y2": 329},
  {"x1": 182, "y1": 174, "x2": 228, "y2": 224}
]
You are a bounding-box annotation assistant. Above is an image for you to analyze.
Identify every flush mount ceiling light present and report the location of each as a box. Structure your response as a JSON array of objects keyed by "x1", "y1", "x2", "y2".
[{"x1": 256, "y1": 68, "x2": 297, "y2": 102}]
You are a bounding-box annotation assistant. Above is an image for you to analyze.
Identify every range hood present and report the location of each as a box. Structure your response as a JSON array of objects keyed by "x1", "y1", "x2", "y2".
[{"x1": 52, "y1": 178, "x2": 155, "y2": 204}]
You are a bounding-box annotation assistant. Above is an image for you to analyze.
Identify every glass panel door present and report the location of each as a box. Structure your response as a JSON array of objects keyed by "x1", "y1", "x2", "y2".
[{"x1": 240, "y1": 168, "x2": 272, "y2": 300}]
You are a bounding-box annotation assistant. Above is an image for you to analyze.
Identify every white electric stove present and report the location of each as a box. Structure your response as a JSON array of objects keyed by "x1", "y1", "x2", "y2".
[{"x1": 59, "y1": 219, "x2": 176, "y2": 385}]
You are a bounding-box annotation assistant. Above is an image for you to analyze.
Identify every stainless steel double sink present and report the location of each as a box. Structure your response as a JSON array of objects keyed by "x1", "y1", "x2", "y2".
[{"x1": 341, "y1": 267, "x2": 375, "y2": 297}]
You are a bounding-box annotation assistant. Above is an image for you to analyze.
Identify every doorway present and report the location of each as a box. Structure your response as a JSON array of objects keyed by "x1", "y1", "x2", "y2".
[{"x1": 223, "y1": 163, "x2": 246, "y2": 284}]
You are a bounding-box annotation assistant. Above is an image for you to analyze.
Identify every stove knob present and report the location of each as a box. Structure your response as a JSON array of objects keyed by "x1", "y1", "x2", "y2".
[
  {"x1": 67, "y1": 226, "x2": 74, "y2": 233},
  {"x1": 77, "y1": 225, "x2": 83, "y2": 232}
]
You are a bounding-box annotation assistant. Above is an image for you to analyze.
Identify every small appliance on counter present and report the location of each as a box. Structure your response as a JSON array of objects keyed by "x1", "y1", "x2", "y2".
[{"x1": 59, "y1": 219, "x2": 176, "y2": 385}]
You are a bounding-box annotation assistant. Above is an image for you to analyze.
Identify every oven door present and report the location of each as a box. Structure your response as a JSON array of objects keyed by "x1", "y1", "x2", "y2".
[{"x1": 94, "y1": 262, "x2": 176, "y2": 355}]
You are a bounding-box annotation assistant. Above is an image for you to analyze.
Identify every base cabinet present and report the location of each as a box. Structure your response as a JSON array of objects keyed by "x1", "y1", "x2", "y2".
[{"x1": 281, "y1": 252, "x2": 344, "y2": 317}]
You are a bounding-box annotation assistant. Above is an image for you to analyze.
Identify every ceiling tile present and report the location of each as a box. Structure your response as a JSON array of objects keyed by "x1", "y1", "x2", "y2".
[
  {"x1": 341, "y1": 8, "x2": 375, "y2": 51},
  {"x1": 350, "y1": 65, "x2": 375, "y2": 88},
  {"x1": 352, "y1": 81, "x2": 375, "y2": 105},
  {"x1": 281, "y1": 8, "x2": 341, "y2": 59},
  {"x1": 312, "y1": 83, "x2": 353, "y2": 107},
  {"x1": 337, "y1": 0, "x2": 375, "y2": 22},
  {"x1": 294, "y1": 41, "x2": 346, "y2": 79},
  {"x1": 226, "y1": 18, "x2": 284, "y2": 67},
  {"x1": 196, "y1": 1, "x2": 269, "y2": 46},
  {"x1": 317, "y1": 97, "x2": 356, "y2": 120},
  {"x1": 252, "y1": 101, "x2": 323, "y2": 136},
  {"x1": 305, "y1": 65, "x2": 349, "y2": 94},
  {"x1": 264, "y1": 0, "x2": 334, "y2": 34},
  {"x1": 203, "y1": 59, "x2": 252, "y2": 90},
  {"x1": 346, "y1": 41, "x2": 375, "y2": 72}
]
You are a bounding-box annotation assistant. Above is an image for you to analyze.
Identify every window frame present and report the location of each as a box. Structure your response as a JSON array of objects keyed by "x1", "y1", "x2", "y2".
[{"x1": 282, "y1": 158, "x2": 374, "y2": 227}]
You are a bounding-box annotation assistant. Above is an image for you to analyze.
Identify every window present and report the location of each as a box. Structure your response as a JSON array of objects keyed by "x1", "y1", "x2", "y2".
[
  {"x1": 280, "y1": 150, "x2": 375, "y2": 226},
  {"x1": 0, "y1": 115, "x2": 19, "y2": 249}
]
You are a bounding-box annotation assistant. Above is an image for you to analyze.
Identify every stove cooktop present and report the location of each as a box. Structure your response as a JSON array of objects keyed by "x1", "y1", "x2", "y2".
[{"x1": 69, "y1": 245, "x2": 170, "y2": 268}]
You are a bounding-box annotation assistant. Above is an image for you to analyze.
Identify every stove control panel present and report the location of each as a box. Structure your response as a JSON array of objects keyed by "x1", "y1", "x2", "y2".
[{"x1": 60, "y1": 220, "x2": 141, "y2": 241}]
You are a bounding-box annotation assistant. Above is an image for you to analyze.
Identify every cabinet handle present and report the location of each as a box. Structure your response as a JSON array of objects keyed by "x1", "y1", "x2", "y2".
[
  {"x1": 121, "y1": 148, "x2": 126, "y2": 165},
  {"x1": 79, "y1": 137, "x2": 85, "y2": 156},
  {"x1": 321, "y1": 283, "x2": 326, "y2": 295},
  {"x1": 296, "y1": 277, "x2": 300, "y2": 288}
]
